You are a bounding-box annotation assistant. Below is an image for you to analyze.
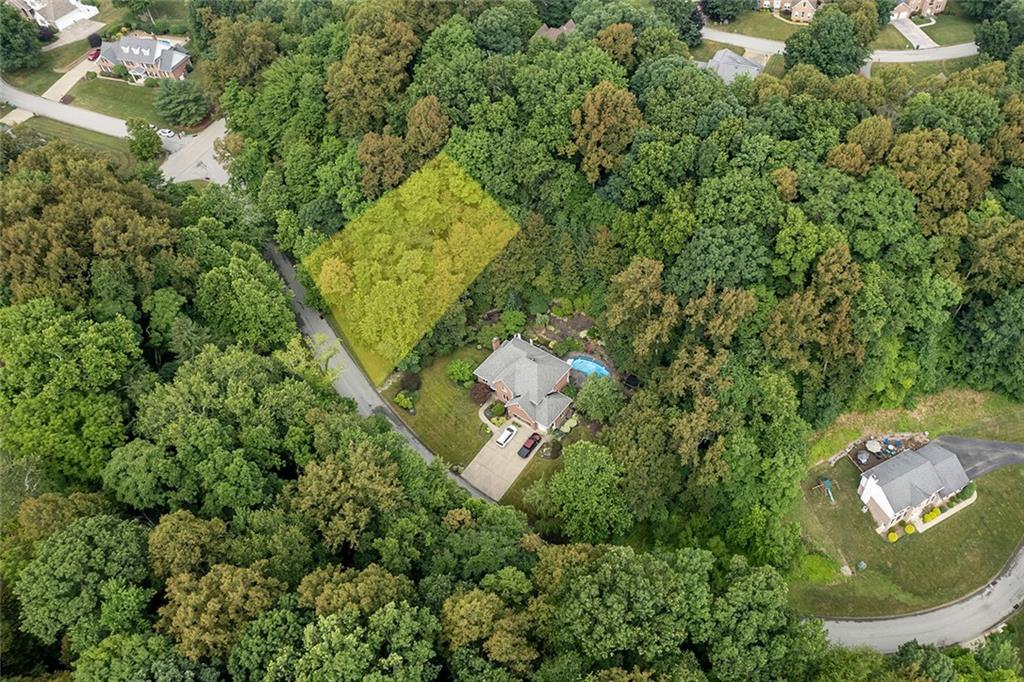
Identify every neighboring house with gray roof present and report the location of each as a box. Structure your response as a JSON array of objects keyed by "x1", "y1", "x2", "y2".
[
  {"x1": 858, "y1": 442, "x2": 970, "y2": 532},
  {"x1": 97, "y1": 36, "x2": 191, "y2": 82},
  {"x1": 475, "y1": 335, "x2": 573, "y2": 433},
  {"x1": 700, "y1": 49, "x2": 763, "y2": 84},
  {"x1": 5, "y1": 0, "x2": 97, "y2": 31}
]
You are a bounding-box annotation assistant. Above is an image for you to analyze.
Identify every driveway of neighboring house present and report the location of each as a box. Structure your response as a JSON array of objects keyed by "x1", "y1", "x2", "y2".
[
  {"x1": 42, "y1": 19, "x2": 104, "y2": 51},
  {"x1": 933, "y1": 436, "x2": 1024, "y2": 480},
  {"x1": 42, "y1": 57, "x2": 97, "y2": 102},
  {"x1": 890, "y1": 17, "x2": 939, "y2": 50},
  {"x1": 159, "y1": 118, "x2": 230, "y2": 184},
  {"x1": 462, "y1": 423, "x2": 535, "y2": 501}
]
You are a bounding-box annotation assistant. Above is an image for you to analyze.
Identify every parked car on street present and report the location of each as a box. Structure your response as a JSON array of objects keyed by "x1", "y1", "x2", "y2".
[
  {"x1": 518, "y1": 433, "x2": 541, "y2": 458},
  {"x1": 496, "y1": 425, "x2": 517, "y2": 448}
]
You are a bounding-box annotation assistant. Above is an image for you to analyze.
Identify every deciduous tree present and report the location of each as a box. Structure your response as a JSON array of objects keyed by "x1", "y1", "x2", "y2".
[{"x1": 567, "y1": 81, "x2": 644, "y2": 184}]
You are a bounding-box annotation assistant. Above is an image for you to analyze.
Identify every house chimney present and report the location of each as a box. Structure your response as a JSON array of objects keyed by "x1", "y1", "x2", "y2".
[{"x1": 491, "y1": 337, "x2": 501, "y2": 351}]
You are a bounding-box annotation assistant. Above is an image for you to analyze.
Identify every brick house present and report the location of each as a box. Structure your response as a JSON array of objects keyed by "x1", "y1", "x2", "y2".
[
  {"x1": 474, "y1": 335, "x2": 573, "y2": 433},
  {"x1": 858, "y1": 442, "x2": 969, "y2": 532},
  {"x1": 97, "y1": 36, "x2": 191, "y2": 82}
]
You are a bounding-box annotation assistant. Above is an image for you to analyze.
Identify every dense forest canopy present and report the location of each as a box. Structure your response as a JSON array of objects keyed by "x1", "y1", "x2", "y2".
[{"x1": 2, "y1": 0, "x2": 1024, "y2": 680}]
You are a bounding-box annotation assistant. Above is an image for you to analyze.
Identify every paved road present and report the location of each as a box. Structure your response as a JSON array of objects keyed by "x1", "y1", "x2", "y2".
[
  {"x1": 701, "y1": 26, "x2": 977, "y2": 62},
  {"x1": 823, "y1": 436, "x2": 1024, "y2": 651},
  {"x1": 935, "y1": 436, "x2": 1024, "y2": 480},
  {"x1": 1, "y1": 76, "x2": 227, "y2": 179},
  {"x1": 266, "y1": 246, "x2": 494, "y2": 502},
  {"x1": 0, "y1": 77, "x2": 127, "y2": 137}
]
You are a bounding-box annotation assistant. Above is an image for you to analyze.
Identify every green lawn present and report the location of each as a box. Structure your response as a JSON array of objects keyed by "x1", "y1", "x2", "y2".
[
  {"x1": 870, "y1": 24, "x2": 911, "y2": 50},
  {"x1": 789, "y1": 459, "x2": 1024, "y2": 617},
  {"x1": 66, "y1": 78, "x2": 167, "y2": 126},
  {"x1": 0, "y1": 102, "x2": 13, "y2": 117},
  {"x1": 921, "y1": 13, "x2": 976, "y2": 45},
  {"x1": 13, "y1": 117, "x2": 134, "y2": 169},
  {"x1": 382, "y1": 348, "x2": 490, "y2": 468},
  {"x1": 501, "y1": 451, "x2": 563, "y2": 512},
  {"x1": 709, "y1": 11, "x2": 798, "y2": 41},
  {"x1": 4, "y1": 40, "x2": 89, "y2": 95},
  {"x1": 690, "y1": 39, "x2": 743, "y2": 62},
  {"x1": 764, "y1": 54, "x2": 785, "y2": 78},
  {"x1": 873, "y1": 56, "x2": 982, "y2": 85},
  {"x1": 148, "y1": 0, "x2": 190, "y2": 22},
  {"x1": 807, "y1": 389, "x2": 1024, "y2": 465}
]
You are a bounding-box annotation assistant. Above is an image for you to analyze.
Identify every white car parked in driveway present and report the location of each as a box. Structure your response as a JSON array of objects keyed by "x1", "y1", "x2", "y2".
[
  {"x1": 157, "y1": 128, "x2": 175, "y2": 138},
  {"x1": 496, "y1": 424, "x2": 518, "y2": 448}
]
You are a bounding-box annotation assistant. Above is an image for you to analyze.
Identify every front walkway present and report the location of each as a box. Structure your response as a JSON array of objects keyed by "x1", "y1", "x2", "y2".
[
  {"x1": 890, "y1": 17, "x2": 939, "y2": 49},
  {"x1": 462, "y1": 422, "x2": 534, "y2": 500}
]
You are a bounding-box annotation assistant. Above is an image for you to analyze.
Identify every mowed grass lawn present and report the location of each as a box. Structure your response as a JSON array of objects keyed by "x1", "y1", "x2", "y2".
[
  {"x1": 790, "y1": 459, "x2": 1024, "y2": 617},
  {"x1": 5, "y1": 40, "x2": 89, "y2": 94},
  {"x1": 870, "y1": 23, "x2": 911, "y2": 50},
  {"x1": 67, "y1": 78, "x2": 167, "y2": 127},
  {"x1": 382, "y1": 347, "x2": 490, "y2": 468},
  {"x1": 690, "y1": 39, "x2": 743, "y2": 61},
  {"x1": 807, "y1": 389, "x2": 1024, "y2": 464},
  {"x1": 709, "y1": 11, "x2": 797, "y2": 41},
  {"x1": 921, "y1": 13, "x2": 976, "y2": 45},
  {"x1": 14, "y1": 117, "x2": 134, "y2": 169}
]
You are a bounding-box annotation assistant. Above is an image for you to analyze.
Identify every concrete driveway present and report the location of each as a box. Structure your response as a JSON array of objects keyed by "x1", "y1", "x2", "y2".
[
  {"x1": 891, "y1": 17, "x2": 939, "y2": 50},
  {"x1": 462, "y1": 423, "x2": 536, "y2": 500},
  {"x1": 933, "y1": 436, "x2": 1024, "y2": 480}
]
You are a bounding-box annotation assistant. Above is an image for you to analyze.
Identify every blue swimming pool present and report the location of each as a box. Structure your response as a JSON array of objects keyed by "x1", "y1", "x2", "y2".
[{"x1": 570, "y1": 356, "x2": 611, "y2": 378}]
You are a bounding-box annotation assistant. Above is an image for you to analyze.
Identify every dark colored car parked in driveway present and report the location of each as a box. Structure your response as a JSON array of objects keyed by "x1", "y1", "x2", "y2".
[{"x1": 518, "y1": 433, "x2": 541, "y2": 458}]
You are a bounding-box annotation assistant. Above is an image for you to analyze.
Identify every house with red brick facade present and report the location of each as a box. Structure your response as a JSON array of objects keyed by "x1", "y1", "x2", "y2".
[
  {"x1": 97, "y1": 36, "x2": 190, "y2": 82},
  {"x1": 474, "y1": 335, "x2": 573, "y2": 433}
]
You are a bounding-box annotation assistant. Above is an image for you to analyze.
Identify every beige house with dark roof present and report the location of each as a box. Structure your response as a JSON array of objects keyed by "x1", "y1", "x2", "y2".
[
  {"x1": 858, "y1": 442, "x2": 969, "y2": 532},
  {"x1": 474, "y1": 335, "x2": 573, "y2": 433}
]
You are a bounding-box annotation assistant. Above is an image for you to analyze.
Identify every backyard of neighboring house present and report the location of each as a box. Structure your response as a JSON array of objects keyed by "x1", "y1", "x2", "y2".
[
  {"x1": 709, "y1": 11, "x2": 798, "y2": 41},
  {"x1": 918, "y1": 0, "x2": 977, "y2": 45},
  {"x1": 790, "y1": 459, "x2": 1024, "y2": 617}
]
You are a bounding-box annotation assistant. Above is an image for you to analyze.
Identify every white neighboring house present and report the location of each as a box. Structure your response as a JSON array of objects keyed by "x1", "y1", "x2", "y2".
[
  {"x1": 858, "y1": 442, "x2": 970, "y2": 532},
  {"x1": 5, "y1": 0, "x2": 98, "y2": 31}
]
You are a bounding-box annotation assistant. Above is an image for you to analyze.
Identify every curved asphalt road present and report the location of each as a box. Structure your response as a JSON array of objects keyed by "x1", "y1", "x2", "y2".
[
  {"x1": 700, "y1": 26, "x2": 977, "y2": 62},
  {"x1": 823, "y1": 436, "x2": 1024, "y2": 651}
]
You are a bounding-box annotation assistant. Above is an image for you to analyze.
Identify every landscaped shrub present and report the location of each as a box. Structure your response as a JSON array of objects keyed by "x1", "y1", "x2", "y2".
[
  {"x1": 487, "y1": 402, "x2": 506, "y2": 419},
  {"x1": 84, "y1": 71, "x2": 97, "y2": 80},
  {"x1": 887, "y1": 531, "x2": 899, "y2": 543},
  {"x1": 446, "y1": 358, "x2": 475, "y2": 385},
  {"x1": 574, "y1": 376, "x2": 625, "y2": 424},
  {"x1": 469, "y1": 382, "x2": 492, "y2": 405},
  {"x1": 922, "y1": 508, "x2": 942, "y2": 523},
  {"x1": 903, "y1": 523, "x2": 916, "y2": 535},
  {"x1": 394, "y1": 391, "x2": 416, "y2": 411},
  {"x1": 144, "y1": 78, "x2": 160, "y2": 88},
  {"x1": 552, "y1": 338, "x2": 583, "y2": 357},
  {"x1": 958, "y1": 482, "x2": 977, "y2": 501},
  {"x1": 37, "y1": 26, "x2": 56, "y2": 42},
  {"x1": 399, "y1": 373, "x2": 421, "y2": 392},
  {"x1": 87, "y1": 32, "x2": 102, "y2": 48}
]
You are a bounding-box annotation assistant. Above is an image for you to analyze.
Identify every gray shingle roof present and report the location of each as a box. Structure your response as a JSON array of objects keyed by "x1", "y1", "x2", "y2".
[
  {"x1": 705, "y1": 49, "x2": 763, "y2": 84},
  {"x1": 869, "y1": 443, "x2": 969, "y2": 512},
  {"x1": 475, "y1": 336, "x2": 572, "y2": 428},
  {"x1": 100, "y1": 37, "x2": 189, "y2": 72}
]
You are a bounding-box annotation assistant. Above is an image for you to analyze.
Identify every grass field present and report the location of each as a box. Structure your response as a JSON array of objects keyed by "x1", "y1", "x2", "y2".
[
  {"x1": 66, "y1": 78, "x2": 166, "y2": 126},
  {"x1": 870, "y1": 24, "x2": 911, "y2": 50},
  {"x1": 807, "y1": 389, "x2": 1024, "y2": 465},
  {"x1": 790, "y1": 460, "x2": 1024, "y2": 617},
  {"x1": 382, "y1": 348, "x2": 490, "y2": 467},
  {"x1": 709, "y1": 11, "x2": 797, "y2": 41},
  {"x1": 149, "y1": 0, "x2": 190, "y2": 22},
  {"x1": 690, "y1": 39, "x2": 744, "y2": 61},
  {"x1": 873, "y1": 56, "x2": 982, "y2": 85},
  {"x1": 13, "y1": 117, "x2": 134, "y2": 169}
]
